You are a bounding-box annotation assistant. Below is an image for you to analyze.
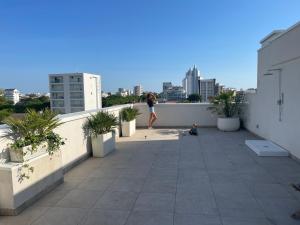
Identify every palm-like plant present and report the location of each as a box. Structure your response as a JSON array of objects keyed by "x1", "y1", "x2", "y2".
[
  {"x1": 83, "y1": 111, "x2": 118, "y2": 137},
  {"x1": 208, "y1": 91, "x2": 244, "y2": 118},
  {"x1": 4, "y1": 109, "x2": 64, "y2": 154},
  {"x1": 121, "y1": 108, "x2": 140, "y2": 122},
  {"x1": 4, "y1": 109, "x2": 65, "y2": 181}
]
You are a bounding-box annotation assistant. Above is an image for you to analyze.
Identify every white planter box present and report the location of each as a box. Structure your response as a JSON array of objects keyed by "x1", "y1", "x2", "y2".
[
  {"x1": 91, "y1": 132, "x2": 116, "y2": 157},
  {"x1": 121, "y1": 119, "x2": 136, "y2": 137},
  {"x1": 9, "y1": 144, "x2": 47, "y2": 162},
  {"x1": 217, "y1": 117, "x2": 240, "y2": 132}
]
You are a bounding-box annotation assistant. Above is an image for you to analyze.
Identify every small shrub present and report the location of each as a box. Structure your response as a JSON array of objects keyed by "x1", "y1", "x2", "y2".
[
  {"x1": 121, "y1": 108, "x2": 140, "y2": 122},
  {"x1": 83, "y1": 111, "x2": 118, "y2": 136}
]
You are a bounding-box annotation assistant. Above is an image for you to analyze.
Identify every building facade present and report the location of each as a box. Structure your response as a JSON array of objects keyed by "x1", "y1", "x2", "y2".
[
  {"x1": 162, "y1": 82, "x2": 185, "y2": 101},
  {"x1": 198, "y1": 78, "x2": 216, "y2": 102},
  {"x1": 244, "y1": 21, "x2": 300, "y2": 159},
  {"x1": 4, "y1": 89, "x2": 20, "y2": 104},
  {"x1": 163, "y1": 82, "x2": 172, "y2": 92},
  {"x1": 182, "y1": 65, "x2": 201, "y2": 97},
  {"x1": 133, "y1": 85, "x2": 143, "y2": 96},
  {"x1": 49, "y1": 73, "x2": 101, "y2": 114}
]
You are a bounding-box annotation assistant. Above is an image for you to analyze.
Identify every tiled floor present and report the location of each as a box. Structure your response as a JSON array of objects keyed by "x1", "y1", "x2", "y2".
[{"x1": 1, "y1": 128, "x2": 300, "y2": 225}]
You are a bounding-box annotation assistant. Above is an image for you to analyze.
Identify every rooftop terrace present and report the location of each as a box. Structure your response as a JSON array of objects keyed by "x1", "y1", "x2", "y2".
[{"x1": 1, "y1": 128, "x2": 300, "y2": 225}]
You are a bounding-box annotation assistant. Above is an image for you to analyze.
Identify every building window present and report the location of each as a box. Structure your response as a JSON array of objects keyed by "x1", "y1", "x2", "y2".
[{"x1": 50, "y1": 76, "x2": 63, "y2": 83}]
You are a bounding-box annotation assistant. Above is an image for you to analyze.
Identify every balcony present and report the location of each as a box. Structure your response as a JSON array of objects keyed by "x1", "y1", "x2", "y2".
[{"x1": 0, "y1": 104, "x2": 300, "y2": 224}]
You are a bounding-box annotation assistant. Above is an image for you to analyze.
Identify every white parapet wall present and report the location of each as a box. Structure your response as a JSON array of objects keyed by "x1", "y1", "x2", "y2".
[
  {"x1": 134, "y1": 103, "x2": 217, "y2": 127},
  {"x1": 0, "y1": 104, "x2": 132, "y2": 215}
]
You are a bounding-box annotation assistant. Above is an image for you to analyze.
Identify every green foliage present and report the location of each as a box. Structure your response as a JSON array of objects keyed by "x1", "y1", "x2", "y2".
[
  {"x1": 102, "y1": 95, "x2": 141, "y2": 107},
  {"x1": 0, "y1": 109, "x2": 12, "y2": 124},
  {"x1": 4, "y1": 109, "x2": 65, "y2": 182},
  {"x1": 83, "y1": 111, "x2": 118, "y2": 136},
  {"x1": 121, "y1": 107, "x2": 140, "y2": 122},
  {"x1": 14, "y1": 96, "x2": 50, "y2": 113},
  {"x1": 188, "y1": 94, "x2": 201, "y2": 102},
  {"x1": 0, "y1": 96, "x2": 50, "y2": 113},
  {"x1": 4, "y1": 109, "x2": 65, "y2": 154},
  {"x1": 207, "y1": 91, "x2": 244, "y2": 118}
]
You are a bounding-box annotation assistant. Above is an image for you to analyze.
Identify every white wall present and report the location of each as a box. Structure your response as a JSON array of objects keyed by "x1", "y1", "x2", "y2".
[
  {"x1": 83, "y1": 73, "x2": 102, "y2": 111},
  {"x1": 243, "y1": 22, "x2": 300, "y2": 159},
  {"x1": 134, "y1": 103, "x2": 217, "y2": 127}
]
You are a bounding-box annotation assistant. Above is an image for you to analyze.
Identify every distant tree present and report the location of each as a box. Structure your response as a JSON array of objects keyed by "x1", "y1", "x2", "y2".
[
  {"x1": 102, "y1": 95, "x2": 141, "y2": 108},
  {"x1": 188, "y1": 94, "x2": 201, "y2": 102},
  {"x1": 14, "y1": 96, "x2": 50, "y2": 113}
]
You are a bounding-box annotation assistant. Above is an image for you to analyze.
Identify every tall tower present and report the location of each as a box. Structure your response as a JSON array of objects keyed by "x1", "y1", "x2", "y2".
[{"x1": 184, "y1": 65, "x2": 200, "y2": 96}]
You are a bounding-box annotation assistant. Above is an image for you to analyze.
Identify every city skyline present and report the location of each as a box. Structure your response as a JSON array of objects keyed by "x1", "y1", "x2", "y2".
[{"x1": 1, "y1": 1, "x2": 300, "y2": 93}]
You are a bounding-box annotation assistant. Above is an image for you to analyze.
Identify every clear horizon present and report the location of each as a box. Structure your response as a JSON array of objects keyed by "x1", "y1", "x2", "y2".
[{"x1": 0, "y1": 0, "x2": 300, "y2": 93}]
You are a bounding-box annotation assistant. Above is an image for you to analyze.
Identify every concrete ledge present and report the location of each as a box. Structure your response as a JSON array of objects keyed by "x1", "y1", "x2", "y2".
[
  {"x1": 0, "y1": 152, "x2": 63, "y2": 216},
  {"x1": 0, "y1": 177, "x2": 63, "y2": 216}
]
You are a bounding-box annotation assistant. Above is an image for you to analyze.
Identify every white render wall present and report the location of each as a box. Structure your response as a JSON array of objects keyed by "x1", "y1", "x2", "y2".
[
  {"x1": 134, "y1": 103, "x2": 217, "y2": 127},
  {"x1": 83, "y1": 74, "x2": 101, "y2": 111},
  {"x1": 243, "y1": 21, "x2": 300, "y2": 159}
]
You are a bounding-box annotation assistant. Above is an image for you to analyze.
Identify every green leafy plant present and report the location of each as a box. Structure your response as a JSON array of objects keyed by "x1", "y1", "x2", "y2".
[
  {"x1": 207, "y1": 91, "x2": 244, "y2": 118},
  {"x1": 120, "y1": 107, "x2": 140, "y2": 122},
  {"x1": 83, "y1": 111, "x2": 118, "y2": 137},
  {"x1": 4, "y1": 109, "x2": 65, "y2": 182}
]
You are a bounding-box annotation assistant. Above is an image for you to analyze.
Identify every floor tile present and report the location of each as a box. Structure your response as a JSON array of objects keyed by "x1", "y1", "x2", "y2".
[
  {"x1": 56, "y1": 189, "x2": 103, "y2": 208},
  {"x1": 94, "y1": 191, "x2": 138, "y2": 210},
  {"x1": 174, "y1": 214, "x2": 222, "y2": 225},
  {"x1": 111, "y1": 178, "x2": 145, "y2": 192},
  {"x1": 31, "y1": 207, "x2": 88, "y2": 225},
  {"x1": 82, "y1": 209, "x2": 130, "y2": 225},
  {"x1": 133, "y1": 193, "x2": 175, "y2": 213},
  {"x1": 125, "y1": 211, "x2": 173, "y2": 225}
]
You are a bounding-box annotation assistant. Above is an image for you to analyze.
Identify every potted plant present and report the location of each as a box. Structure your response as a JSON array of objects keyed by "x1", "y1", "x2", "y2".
[
  {"x1": 120, "y1": 107, "x2": 140, "y2": 137},
  {"x1": 83, "y1": 111, "x2": 118, "y2": 157},
  {"x1": 208, "y1": 91, "x2": 244, "y2": 131},
  {"x1": 4, "y1": 109, "x2": 65, "y2": 162},
  {"x1": 4, "y1": 109, "x2": 65, "y2": 182}
]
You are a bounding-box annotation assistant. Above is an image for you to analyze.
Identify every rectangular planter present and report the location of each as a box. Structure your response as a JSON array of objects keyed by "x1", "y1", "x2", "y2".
[
  {"x1": 9, "y1": 144, "x2": 47, "y2": 163},
  {"x1": 121, "y1": 119, "x2": 136, "y2": 137},
  {"x1": 91, "y1": 132, "x2": 116, "y2": 157}
]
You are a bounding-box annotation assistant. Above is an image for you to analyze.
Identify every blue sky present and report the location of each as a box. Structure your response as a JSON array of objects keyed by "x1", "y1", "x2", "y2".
[{"x1": 0, "y1": 0, "x2": 299, "y2": 93}]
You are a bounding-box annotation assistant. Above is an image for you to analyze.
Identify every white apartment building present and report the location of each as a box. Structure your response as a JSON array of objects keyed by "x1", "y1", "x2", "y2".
[
  {"x1": 244, "y1": 21, "x2": 300, "y2": 159},
  {"x1": 133, "y1": 85, "x2": 143, "y2": 96},
  {"x1": 198, "y1": 78, "x2": 216, "y2": 102},
  {"x1": 49, "y1": 73, "x2": 101, "y2": 114},
  {"x1": 182, "y1": 65, "x2": 201, "y2": 97},
  {"x1": 4, "y1": 88, "x2": 20, "y2": 104}
]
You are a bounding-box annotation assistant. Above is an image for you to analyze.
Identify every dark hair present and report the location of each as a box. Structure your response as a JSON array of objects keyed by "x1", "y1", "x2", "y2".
[{"x1": 146, "y1": 93, "x2": 151, "y2": 99}]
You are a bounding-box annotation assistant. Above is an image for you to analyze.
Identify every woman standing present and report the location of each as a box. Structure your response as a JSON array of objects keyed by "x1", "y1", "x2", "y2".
[{"x1": 146, "y1": 93, "x2": 158, "y2": 129}]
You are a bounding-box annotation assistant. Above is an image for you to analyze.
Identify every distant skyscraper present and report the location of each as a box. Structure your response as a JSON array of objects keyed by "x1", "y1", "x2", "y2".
[
  {"x1": 4, "y1": 88, "x2": 20, "y2": 104},
  {"x1": 49, "y1": 73, "x2": 101, "y2": 114},
  {"x1": 182, "y1": 65, "x2": 201, "y2": 97},
  {"x1": 134, "y1": 85, "x2": 143, "y2": 96}
]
